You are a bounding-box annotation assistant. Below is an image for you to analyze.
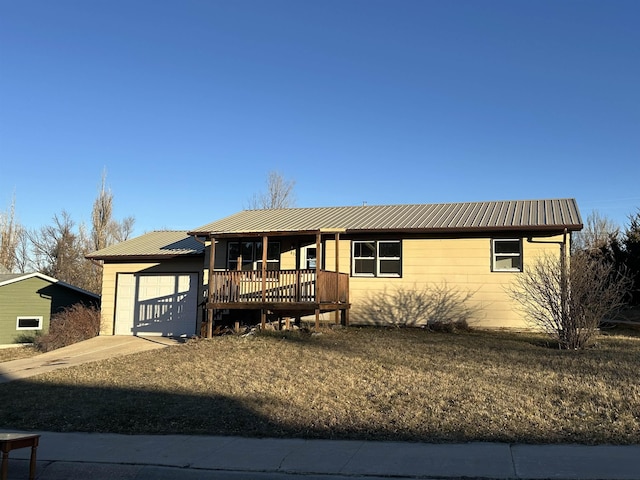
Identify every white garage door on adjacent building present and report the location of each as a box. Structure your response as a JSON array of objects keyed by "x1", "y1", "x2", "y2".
[{"x1": 114, "y1": 273, "x2": 198, "y2": 336}]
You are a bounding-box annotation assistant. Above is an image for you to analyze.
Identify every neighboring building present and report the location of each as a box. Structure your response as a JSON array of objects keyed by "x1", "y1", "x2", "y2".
[
  {"x1": 88, "y1": 198, "x2": 583, "y2": 337},
  {"x1": 0, "y1": 273, "x2": 100, "y2": 344}
]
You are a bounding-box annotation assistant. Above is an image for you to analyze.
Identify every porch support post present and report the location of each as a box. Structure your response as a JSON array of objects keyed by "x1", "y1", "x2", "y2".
[
  {"x1": 315, "y1": 232, "x2": 321, "y2": 277},
  {"x1": 207, "y1": 235, "x2": 216, "y2": 338},
  {"x1": 261, "y1": 235, "x2": 268, "y2": 303},
  {"x1": 334, "y1": 232, "x2": 340, "y2": 324},
  {"x1": 315, "y1": 232, "x2": 321, "y2": 330},
  {"x1": 261, "y1": 309, "x2": 266, "y2": 329}
]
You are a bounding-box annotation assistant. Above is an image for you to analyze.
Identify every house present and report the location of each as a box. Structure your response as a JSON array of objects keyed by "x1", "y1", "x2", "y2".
[
  {"x1": 0, "y1": 273, "x2": 101, "y2": 344},
  {"x1": 87, "y1": 198, "x2": 582, "y2": 337}
]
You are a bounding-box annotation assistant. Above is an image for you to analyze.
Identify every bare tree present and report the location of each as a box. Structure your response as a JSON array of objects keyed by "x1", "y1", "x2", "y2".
[
  {"x1": 84, "y1": 172, "x2": 135, "y2": 292},
  {"x1": 13, "y1": 232, "x2": 30, "y2": 273},
  {"x1": 29, "y1": 211, "x2": 88, "y2": 286},
  {"x1": 0, "y1": 195, "x2": 25, "y2": 272},
  {"x1": 572, "y1": 210, "x2": 619, "y2": 254},
  {"x1": 509, "y1": 252, "x2": 632, "y2": 349},
  {"x1": 246, "y1": 171, "x2": 296, "y2": 209},
  {"x1": 91, "y1": 171, "x2": 135, "y2": 250}
]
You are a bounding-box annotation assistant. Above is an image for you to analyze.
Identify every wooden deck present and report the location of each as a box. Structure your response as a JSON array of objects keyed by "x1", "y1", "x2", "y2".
[
  {"x1": 208, "y1": 269, "x2": 346, "y2": 303},
  {"x1": 205, "y1": 269, "x2": 350, "y2": 331}
]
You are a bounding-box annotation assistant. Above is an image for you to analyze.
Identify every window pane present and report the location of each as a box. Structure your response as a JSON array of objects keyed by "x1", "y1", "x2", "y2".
[
  {"x1": 242, "y1": 242, "x2": 254, "y2": 260},
  {"x1": 495, "y1": 256, "x2": 521, "y2": 270},
  {"x1": 494, "y1": 240, "x2": 520, "y2": 254},
  {"x1": 354, "y1": 242, "x2": 375, "y2": 258},
  {"x1": 355, "y1": 258, "x2": 375, "y2": 274},
  {"x1": 255, "y1": 243, "x2": 279, "y2": 258},
  {"x1": 18, "y1": 318, "x2": 40, "y2": 329},
  {"x1": 267, "y1": 242, "x2": 280, "y2": 260},
  {"x1": 228, "y1": 242, "x2": 239, "y2": 259},
  {"x1": 380, "y1": 259, "x2": 401, "y2": 275},
  {"x1": 306, "y1": 247, "x2": 317, "y2": 269},
  {"x1": 379, "y1": 241, "x2": 400, "y2": 258}
]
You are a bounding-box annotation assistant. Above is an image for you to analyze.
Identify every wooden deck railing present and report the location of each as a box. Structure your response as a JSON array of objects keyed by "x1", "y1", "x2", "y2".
[{"x1": 210, "y1": 269, "x2": 349, "y2": 304}]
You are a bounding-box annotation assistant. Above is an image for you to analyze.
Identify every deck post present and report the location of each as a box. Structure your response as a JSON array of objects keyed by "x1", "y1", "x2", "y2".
[
  {"x1": 315, "y1": 232, "x2": 321, "y2": 277},
  {"x1": 261, "y1": 309, "x2": 266, "y2": 329},
  {"x1": 261, "y1": 235, "x2": 268, "y2": 302},
  {"x1": 315, "y1": 308, "x2": 320, "y2": 330},
  {"x1": 334, "y1": 232, "x2": 340, "y2": 324},
  {"x1": 207, "y1": 235, "x2": 216, "y2": 338}
]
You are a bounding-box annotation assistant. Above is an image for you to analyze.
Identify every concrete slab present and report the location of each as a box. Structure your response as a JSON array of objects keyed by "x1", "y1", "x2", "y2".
[
  {"x1": 38, "y1": 461, "x2": 143, "y2": 480},
  {"x1": 342, "y1": 441, "x2": 515, "y2": 478},
  {"x1": 4, "y1": 430, "x2": 640, "y2": 480},
  {"x1": 0, "y1": 335, "x2": 180, "y2": 383},
  {"x1": 279, "y1": 438, "x2": 364, "y2": 474},
  {"x1": 512, "y1": 444, "x2": 640, "y2": 480},
  {"x1": 189, "y1": 437, "x2": 306, "y2": 471}
]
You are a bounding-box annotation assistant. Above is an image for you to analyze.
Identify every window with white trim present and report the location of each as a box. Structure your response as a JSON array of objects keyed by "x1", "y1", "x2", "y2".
[
  {"x1": 16, "y1": 316, "x2": 43, "y2": 330},
  {"x1": 492, "y1": 239, "x2": 522, "y2": 272},
  {"x1": 228, "y1": 241, "x2": 280, "y2": 270},
  {"x1": 352, "y1": 240, "x2": 401, "y2": 277}
]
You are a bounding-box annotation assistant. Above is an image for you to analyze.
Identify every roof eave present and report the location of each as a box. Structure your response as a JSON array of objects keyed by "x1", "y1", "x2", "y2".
[
  {"x1": 86, "y1": 252, "x2": 205, "y2": 262},
  {"x1": 0, "y1": 272, "x2": 100, "y2": 299},
  {"x1": 189, "y1": 224, "x2": 583, "y2": 239}
]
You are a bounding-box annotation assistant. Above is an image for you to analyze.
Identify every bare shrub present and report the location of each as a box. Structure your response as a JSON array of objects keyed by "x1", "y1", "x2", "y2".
[
  {"x1": 35, "y1": 304, "x2": 101, "y2": 352},
  {"x1": 359, "y1": 283, "x2": 477, "y2": 330},
  {"x1": 509, "y1": 252, "x2": 632, "y2": 350}
]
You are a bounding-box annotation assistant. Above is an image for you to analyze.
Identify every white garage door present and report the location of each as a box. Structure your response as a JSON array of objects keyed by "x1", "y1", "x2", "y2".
[{"x1": 114, "y1": 273, "x2": 198, "y2": 336}]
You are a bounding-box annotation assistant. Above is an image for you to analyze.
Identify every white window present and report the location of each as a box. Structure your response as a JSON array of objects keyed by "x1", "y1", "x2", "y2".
[
  {"x1": 352, "y1": 240, "x2": 401, "y2": 277},
  {"x1": 228, "y1": 241, "x2": 280, "y2": 270},
  {"x1": 16, "y1": 316, "x2": 43, "y2": 330},
  {"x1": 492, "y1": 239, "x2": 522, "y2": 272}
]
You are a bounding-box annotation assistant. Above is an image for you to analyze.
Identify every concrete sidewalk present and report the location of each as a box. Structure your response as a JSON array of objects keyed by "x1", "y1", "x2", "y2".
[
  {"x1": 2, "y1": 431, "x2": 639, "y2": 479},
  {"x1": 0, "y1": 336, "x2": 180, "y2": 383}
]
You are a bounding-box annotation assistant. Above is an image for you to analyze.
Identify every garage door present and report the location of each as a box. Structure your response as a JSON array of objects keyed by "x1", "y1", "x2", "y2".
[{"x1": 114, "y1": 273, "x2": 198, "y2": 336}]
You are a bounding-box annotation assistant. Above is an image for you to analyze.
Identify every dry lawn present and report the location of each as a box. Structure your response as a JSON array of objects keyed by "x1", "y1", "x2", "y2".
[
  {"x1": 0, "y1": 345, "x2": 38, "y2": 362},
  {"x1": 1, "y1": 327, "x2": 639, "y2": 444}
]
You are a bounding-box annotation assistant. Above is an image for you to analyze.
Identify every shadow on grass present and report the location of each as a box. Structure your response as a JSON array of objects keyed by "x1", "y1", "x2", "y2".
[
  {"x1": 0, "y1": 380, "x2": 298, "y2": 437},
  {"x1": 0, "y1": 378, "x2": 502, "y2": 442}
]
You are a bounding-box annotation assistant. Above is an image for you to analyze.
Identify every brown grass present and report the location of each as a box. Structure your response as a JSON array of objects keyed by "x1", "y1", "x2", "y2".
[
  {"x1": 1, "y1": 327, "x2": 639, "y2": 444},
  {"x1": 0, "y1": 345, "x2": 38, "y2": 363}
]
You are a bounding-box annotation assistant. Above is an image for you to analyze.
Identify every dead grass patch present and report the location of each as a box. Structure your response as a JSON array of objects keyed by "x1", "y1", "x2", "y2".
[
  {"x1": 0, "y1": 328, "x2": 639, "y2": 444},
  {"x1": 0, "y1": 345, "x2": 38, "y2": 362}
]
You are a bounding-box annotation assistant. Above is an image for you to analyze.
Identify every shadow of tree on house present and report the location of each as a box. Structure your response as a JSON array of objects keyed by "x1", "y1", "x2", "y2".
[{"x1": 356, "y1": 283, "x2": 479, "y2": 331}]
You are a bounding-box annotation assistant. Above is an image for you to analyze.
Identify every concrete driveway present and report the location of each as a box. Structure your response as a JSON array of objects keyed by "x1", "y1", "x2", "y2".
[{"x1": 0, "y1": 336, "x2": 180, "y2": 383}]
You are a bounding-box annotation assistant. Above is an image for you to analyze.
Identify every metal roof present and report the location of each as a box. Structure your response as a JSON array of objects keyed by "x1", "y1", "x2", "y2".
[
  {"x1": 86, "y1": 231, "x2": 205, "y2": 260},
  {"x1": 190, "y1": 198, "x2": 582, "y2": 236}
]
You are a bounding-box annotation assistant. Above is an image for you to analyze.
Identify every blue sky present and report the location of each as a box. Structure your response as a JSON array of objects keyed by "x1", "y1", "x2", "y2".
[{"x1": 1, "y1": 0, "x2": 639, "y2": 236}]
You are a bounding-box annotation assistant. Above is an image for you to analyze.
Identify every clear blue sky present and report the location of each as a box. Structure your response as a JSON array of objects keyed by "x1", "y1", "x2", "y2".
[{"x1": 1, "y1": 0, "x2": 639, "y2": 236}]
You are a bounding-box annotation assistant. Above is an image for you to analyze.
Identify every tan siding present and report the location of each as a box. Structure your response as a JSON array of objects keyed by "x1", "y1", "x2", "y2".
[
  {"x1": 323, "y1": 239, "x2": 351, "y2": 274},
  {"x1": 101, "y1": 258, "x2": 204, "y2": 335},
  {"x1": 348, "y1": 234, "x2": 565, "y2": 329}
]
